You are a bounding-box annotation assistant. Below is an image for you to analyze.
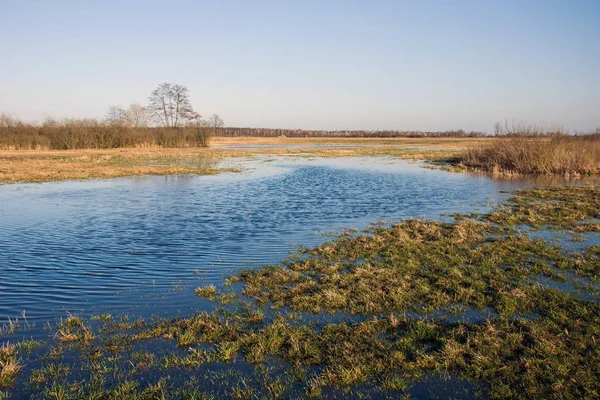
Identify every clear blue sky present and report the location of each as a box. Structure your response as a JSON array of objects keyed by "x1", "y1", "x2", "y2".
[{"x1": 1, "y1": 0, "x2": 599, "y2": 132}]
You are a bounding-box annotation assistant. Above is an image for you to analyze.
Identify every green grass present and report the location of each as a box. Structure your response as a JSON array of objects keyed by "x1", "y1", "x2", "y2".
[{"x1": 486, "y1": 185, "x2": 600, "y2": 232}]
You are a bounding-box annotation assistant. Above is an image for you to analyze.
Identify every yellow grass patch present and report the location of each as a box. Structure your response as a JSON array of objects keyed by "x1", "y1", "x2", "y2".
[{"x1": 0, "y1": 137, "x2": 484, "y2": 184}]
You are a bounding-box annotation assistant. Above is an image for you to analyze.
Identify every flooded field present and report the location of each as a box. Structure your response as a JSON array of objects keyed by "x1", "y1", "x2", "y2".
[
  {"x1": 1, "y1": 156, "x2": 597, "y2": 399},
  {"x1": 0, "y1": 157, "x2": 527, "y2": 333}
]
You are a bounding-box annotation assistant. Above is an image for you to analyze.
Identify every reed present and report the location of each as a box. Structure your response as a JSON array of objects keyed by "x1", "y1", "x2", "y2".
[{"x1": 462, "y1": 124, "x2": 600, "y2": 175}]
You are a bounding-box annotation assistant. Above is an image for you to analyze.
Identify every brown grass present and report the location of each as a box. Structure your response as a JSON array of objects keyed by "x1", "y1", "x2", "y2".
[
  {"x1": 0, "y1": 138, "x2": 484, "y2": 184},
  {"x1": 0, "y1": 343, "x2": 21, "y2": 389},
  {"x1": 462, "y1": 134, "x2": 600, "y2": 175},
  {"x1": 0, "y1": 148, "x2": 229, "y2": 183},
  {"x1": 210, "y1": 136, "x2": 489, "y2": 147}
]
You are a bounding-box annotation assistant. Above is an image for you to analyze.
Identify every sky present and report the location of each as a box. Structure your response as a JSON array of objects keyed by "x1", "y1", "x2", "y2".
[{"x1": 1, "y1": 0, "x2": 599, "y2": 132}]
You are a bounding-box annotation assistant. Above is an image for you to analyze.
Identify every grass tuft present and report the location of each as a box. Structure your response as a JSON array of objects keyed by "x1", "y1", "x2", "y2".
[{"x1": 0, "y1": 343, "x2": 22, "y2": 389}]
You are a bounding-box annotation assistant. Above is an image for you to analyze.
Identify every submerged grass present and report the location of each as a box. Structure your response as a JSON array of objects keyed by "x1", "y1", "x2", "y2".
[
  {"x1": 0, "y1": 343, "x2": 21, "y2": 389},
  {"x1": 487, "y1": 185, "x2": 600, "y2": 232},
  {"x1": 4, "y1": 184, "x2": 600, "y2": 399}
]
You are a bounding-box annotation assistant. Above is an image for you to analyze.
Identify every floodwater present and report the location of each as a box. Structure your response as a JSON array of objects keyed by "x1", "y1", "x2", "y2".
[
  {"x1": 2, "y1": 155, "x2": 596, "y2": 398},
  {"x1": 0, "y1": 157, "x2": 570, "y2": 335}
]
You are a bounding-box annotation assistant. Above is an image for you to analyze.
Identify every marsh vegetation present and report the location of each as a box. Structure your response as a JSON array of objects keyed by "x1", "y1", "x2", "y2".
[
  {"x1": 2, "y1": 183, "x2": 599, "y2": 399},
  {"x1": 461, "y1": 123, "x2": 600, "y2": 176},
  {"x1": 0, "y1": 116, "x2": 216, "y2": 151},
  {"x1": 1, "y1": 119, "x2": 599, "y2": 398},
  {"x1": 0, "y1": 138, "x2": 475, "y2": 183}
]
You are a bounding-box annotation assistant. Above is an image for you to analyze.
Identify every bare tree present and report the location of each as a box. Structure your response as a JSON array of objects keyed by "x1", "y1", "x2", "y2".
[
  {"x1": 493, "y1": 122, "x2": 503, "y2": 136},
  {"x1": 105, "y1": 104, "x2": 150, "y2": 128},
  {"x1": 125, "y1": 104, "x2": 149, "y2": 128},
  {"x1": 208, "y1": 114, "x2": 224, "y2": 136},
  {"x1": 148, "y1": 83, "x2": 196, "y2": 128},
  {"x1": 0, "y1": 112, "x2": 19, "y2": 128},
  {"x1": 106, "y1": 106, "x2": 126, "y2": 125}
]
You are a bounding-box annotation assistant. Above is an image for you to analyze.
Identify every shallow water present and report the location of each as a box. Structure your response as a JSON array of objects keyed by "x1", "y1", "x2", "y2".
[{"x1": 0, "y1": 156, "x2": 567, "y2": 338}]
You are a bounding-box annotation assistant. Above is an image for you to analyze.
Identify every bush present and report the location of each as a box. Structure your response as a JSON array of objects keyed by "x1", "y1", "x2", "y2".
[
  {"x1": 0, "y1": 114, "x2": 212, "y2": 150},
  {"x1": 462, "y1": 131, "x2": 600, "y2": 175}
]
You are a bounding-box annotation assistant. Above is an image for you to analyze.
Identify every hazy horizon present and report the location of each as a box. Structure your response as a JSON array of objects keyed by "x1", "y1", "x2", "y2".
[{"x1": 1, "y1": 0, "x2": 599, "y2": 133}]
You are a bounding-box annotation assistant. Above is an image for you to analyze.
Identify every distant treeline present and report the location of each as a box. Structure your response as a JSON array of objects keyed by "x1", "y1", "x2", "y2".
[{"x1": 217, "y1": 127, "x2": 485, "y2": 138}]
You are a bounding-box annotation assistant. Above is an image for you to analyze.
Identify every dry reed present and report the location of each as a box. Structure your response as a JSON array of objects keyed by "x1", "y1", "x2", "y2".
[{"x1": 463, "y1": 132, "x2": 600, "y2": 175}]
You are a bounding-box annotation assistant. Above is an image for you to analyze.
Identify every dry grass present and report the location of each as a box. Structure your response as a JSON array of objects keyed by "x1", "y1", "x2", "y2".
[
  {"x1": 0, "y1": 113, "x2": 486, "y2": 151},
  {"x1": 0, "y1": 138, "x2": 483, "y2": 184},
  {"x1": 210, "y1": 136, "x2": 489, "y2": 148},
  {"x1": 462, "y1": 134, "x2": 600, "y2": 176},
  {"x1": 0, "y1": 148, "x2": 229, "y2": 183},
  {"x1": 0, "y1": 343, "x2": 21, "y2": 389}
]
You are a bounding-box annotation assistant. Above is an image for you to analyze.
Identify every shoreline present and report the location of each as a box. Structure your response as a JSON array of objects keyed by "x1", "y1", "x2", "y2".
[{"x1": 0, "y1": 137, "x2": 477, "y2": 184}]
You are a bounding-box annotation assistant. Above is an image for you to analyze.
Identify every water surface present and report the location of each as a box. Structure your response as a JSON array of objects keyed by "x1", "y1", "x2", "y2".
[{"x1": 0, "y1": 156, "x2": 550, "y2": 337}]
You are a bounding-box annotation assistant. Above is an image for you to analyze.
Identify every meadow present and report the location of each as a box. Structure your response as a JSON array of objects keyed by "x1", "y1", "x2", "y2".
[
  {"x1": 1, "y1": 120, "x2": 599, "y2": 399},
  {"x1": 0, "y1": 136, "x2": 481, "y2": 184},
  {"x1": 2, "y1": 114, "x2": 599, "y2": 184}
]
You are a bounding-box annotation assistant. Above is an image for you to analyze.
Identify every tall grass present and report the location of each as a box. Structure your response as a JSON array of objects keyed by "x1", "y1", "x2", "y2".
[
  {"x1": 0, "y1": 114, "x2": 213, "y2": 150},
  {"x1": 462, "y1": 126, "x2": 600, "y2": 175}
]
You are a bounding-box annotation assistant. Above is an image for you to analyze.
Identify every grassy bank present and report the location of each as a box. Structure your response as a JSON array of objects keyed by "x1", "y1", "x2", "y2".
[
  {"x1": 0, "y1": 149, "x2": 232, "y2": 183},
  {"x1": 461, "y1": 134, "x2": 600, "y2": 176},
  {"x1": 4, "y1": 132, "x2": 600, "y2": 183},
  {"x1": 2, "y1": 185, "x2": 599, "y2": 399},
  {"x1": 0, "y1": 138, "x2": 479, "y2": 184}
]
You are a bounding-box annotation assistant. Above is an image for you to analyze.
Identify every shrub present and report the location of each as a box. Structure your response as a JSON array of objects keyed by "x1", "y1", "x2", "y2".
[
  {"x1": 0, "y1": 114, "x2": 212, "y2": 150},
  {"x1": 462, "y1": 128, "x2": 600, "y2": 175}
]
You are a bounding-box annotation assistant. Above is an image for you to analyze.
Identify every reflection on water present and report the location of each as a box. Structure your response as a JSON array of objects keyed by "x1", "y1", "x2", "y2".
[{"x1": 0, "y1": 156, "x2": 588, "y2": 336}]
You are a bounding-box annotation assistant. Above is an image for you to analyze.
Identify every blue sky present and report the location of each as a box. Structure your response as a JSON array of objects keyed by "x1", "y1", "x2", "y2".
[{"x1": 1, "y1": 0, "x2": 598, "y2": 132}]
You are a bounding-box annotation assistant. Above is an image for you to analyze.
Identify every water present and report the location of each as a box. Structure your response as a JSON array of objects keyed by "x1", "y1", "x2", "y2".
[{"x1": 0, "y1": 156, "x2": 543, "y2": 337}]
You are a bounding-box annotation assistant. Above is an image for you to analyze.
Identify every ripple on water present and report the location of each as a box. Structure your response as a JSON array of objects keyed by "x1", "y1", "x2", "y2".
[{"x1": 0, "y1": 156, "x2": 559, "y2": 335}]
